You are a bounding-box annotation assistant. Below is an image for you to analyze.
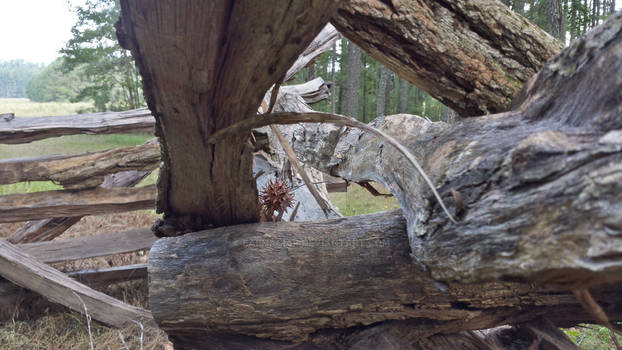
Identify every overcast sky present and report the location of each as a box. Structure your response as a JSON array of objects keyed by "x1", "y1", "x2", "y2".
[{"x1": 0, "y1": 0, "x2": 84, "y2": 64}]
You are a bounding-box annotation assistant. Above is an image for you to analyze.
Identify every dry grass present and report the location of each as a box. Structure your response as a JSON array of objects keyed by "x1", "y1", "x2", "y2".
[{"x1": 0, "y1": 312, "x2": 169, "y2": 350}]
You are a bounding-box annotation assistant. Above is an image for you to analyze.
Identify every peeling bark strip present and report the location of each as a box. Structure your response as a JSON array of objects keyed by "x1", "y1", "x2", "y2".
[
  {"x1": 0, "y1": 139, "x2": 158, "y2": 189},
  {"x1": 117, "y1": 0, "x2": 341, "y2": 230},
  {"x1": 332, "y1": 0, "x2": 563, "y2": 116},
  {"x1": 0, "y1": 108, "x2": 153, "y2": 144},
  {"x1": 291, "y1": 14, "x2": 622, "y2": 286},
  {"x1": 149, "y1": 210, "x2": 622, "y2": 343},
  {"x1": 0, "y1": 185, "x2": 155, "y2": 223}
]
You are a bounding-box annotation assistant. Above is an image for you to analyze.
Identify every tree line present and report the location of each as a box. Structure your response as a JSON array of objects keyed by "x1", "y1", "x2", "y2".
[{"x1": 1, "y1": 0, "x2": 617, "y2": 118}]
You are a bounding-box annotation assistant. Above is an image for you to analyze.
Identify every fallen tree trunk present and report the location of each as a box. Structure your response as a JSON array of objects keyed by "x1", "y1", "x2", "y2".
[
  {"x1": 149, "y1": 210, "x2": 622, "y2": 343},
  {"x1": 0, "y1": 108, "x2": 154, "y2": 144},
  {"x1": 0, "y1": 185, "x2": 155, "y2": 223},
  {"x1": 0, "y1": 239, "x2": 154, "y2": 328},
  {"x1": 149, "y1": 12, "x2": 622, "y2": 348},
  {"x1": 0, "y1": 139, "x2": 158, "y2": 189},
  {"x1": 332, "y1": 0, "x2": 563, "y2": 116},
  {"x1": 287, "y1": 13, "x2": 622, "y2": 287}
]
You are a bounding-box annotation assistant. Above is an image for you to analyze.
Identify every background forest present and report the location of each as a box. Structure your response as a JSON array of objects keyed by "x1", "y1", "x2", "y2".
[{"x1": 0, "y1": 0, "x2": 617, "y2": 120}]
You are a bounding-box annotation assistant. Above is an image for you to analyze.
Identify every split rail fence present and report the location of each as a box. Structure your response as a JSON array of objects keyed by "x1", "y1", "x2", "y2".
[{"x1": 0, "y1": 108, "x2": 346, "y2": 327}]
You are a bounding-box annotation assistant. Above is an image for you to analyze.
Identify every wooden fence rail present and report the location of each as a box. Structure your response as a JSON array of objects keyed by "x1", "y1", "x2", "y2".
[
  {"x1": 0, "y1": 185, "x2": 156, "y2": 223},
  {"x1": 0, "y1": 109, "x2": 154, "y2": 144}
]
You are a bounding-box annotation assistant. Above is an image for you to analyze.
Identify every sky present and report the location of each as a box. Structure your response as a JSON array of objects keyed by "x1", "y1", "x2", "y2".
[
  {"x1": 0, "y1": 1, "x2": 620, "y2": 66},
  {"x1": 0, "y1": 0, "x2": 85, "y2": 64}
]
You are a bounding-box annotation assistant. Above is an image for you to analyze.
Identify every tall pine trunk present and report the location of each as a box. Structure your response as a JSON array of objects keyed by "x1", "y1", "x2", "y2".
[
  {"x1": 345, "y1": 42, "x2": 361, "y2": 119},
  {"x1": 376, "y1": 65, "x2": 389, "y2": 118},
  {"x1": 399, "y1": 78, "x2": 409, "y2": 113}
]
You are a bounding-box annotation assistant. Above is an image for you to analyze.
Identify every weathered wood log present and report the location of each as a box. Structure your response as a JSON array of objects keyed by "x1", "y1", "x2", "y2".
[
  {"x1": 332, "y1": 0, "x2": 563, "y2": 116},
  {"x1": 149, "y1": 210, "x2": 622, "y2": 343},
  {"x1": 148, "y1": 12, "x2": 622, "y2": 348},
  {"x1": 0, "y1": 185, "x2": 155, "y2": 223},
  {"x1": 284, "y1": 24, "x2": 341, "y2": 82},
  {"x1": 0, "y1": 139, "x2": 158, "y2": 189},
  {"x1": 0, "y1": 239, "x2": 154, "y2": 328},
  {"x1": 17, "y1": 228, "x2": 154, "y2": 263},
  {"x1": 286, "y1": 13, "x2": 622, "y2": 287},
  {"x1": 67, "y1": 263, "x2": 148, "y2": 286},
  {"x1": 0, "y1": 108, "x2": 154, "y2": 144},
  {"x1": 117, "y1": 0, "x2": 340, "y2": 232},
  {"x1": 8, "y1": 170, "x2": 152, "y2": 243}
]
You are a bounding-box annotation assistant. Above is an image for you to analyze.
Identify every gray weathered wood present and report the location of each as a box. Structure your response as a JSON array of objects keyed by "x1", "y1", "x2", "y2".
[
  {"x1": 0, "y1": 108, "x2": 154, "y2": 144},
  {"x1": 332, "y1": 0, "x2": 563, "y2": 116},
  {"x1": 0, "y1": 139, "x2": 158, "y2": 188},
  {"x1": 0, "y1": 185, "x2": 155, "y2": 223},
  {"x1": 17, "y1": 228, "x2": 154, "y2": 263},
  {"x1": 8, "y1": 170, "x2": 152, "y2": 243},
  {"x1": 149, "y1": 210, "x2": 622, "y2": 343},
  {"x1": 68, "y1": 263, "x2": 148, "y2": 286},
  {"x1": 290, "y1": 13, "x2": 622, "y2": 287},
  {"x1": 0, "y1": 239, "x2": 154, "y2": 328}
]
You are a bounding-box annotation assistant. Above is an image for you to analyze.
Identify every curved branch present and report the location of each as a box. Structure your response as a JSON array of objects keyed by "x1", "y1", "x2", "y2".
[{"x1": 208, "y1": 111, "x2": 456, "y2": 223}]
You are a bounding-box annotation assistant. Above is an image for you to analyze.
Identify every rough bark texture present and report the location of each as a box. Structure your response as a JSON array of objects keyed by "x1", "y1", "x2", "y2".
[
  {"x1": 149, "y1": 210, "x2": 622, "y2": 343},
  {"x1": 148, "y1": 13, "x2": 622, "y2": 348},
  {"x1": 0, "y1": 108, "x2": 153, "y2": 144},
  {"x1": 117, "y1": 0, "x2": 340, "y2": 232},
  {"x1": 290, "y1": 13, "x2": 622, "y2": 287},
  {"x1": 0, "y1": 139, "x2": 158, "y2": 189},
  {"x1": 332, "y1": 0, "x2": 563, "y2": 116},
  {"x1": 345, "y1": 42, "x2": 361, "y2": 118},
  {"x1": 0, "y1": 239, "x2": 154, "y2": 328},
  {"x1": 0, "y1": 185, "x2": 155, "y2": 223}
]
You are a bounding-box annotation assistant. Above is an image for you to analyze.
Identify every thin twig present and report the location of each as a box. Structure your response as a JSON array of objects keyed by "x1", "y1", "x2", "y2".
[
  {"x1": 357, "y1": 181, "x2": 392, "y2": 197},
  {"x1": 573, "y1": 289, "x2": 622, "y2": 335},
  {"x1": 207, "y1": 112, "x2": 457, "y2": 223},
  {"x1": 72, "y1": 291, "x2": 94, "y2": 350},
  {"x1": 288, "y1": 201, "x2": 301, "y2": 222}
]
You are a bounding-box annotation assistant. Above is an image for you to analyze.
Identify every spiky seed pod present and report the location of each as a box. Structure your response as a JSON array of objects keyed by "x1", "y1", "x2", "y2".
[{"x1": 259, "y1": 179, "x2": 295, "y2": 217}]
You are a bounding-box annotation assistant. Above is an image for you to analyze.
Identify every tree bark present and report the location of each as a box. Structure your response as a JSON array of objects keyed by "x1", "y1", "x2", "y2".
[
  {"x1": 399, "y1": 78, "x2": 409, "y2": 113},
  {"x1": 286, "y1": 13, "x2": 622, "y2": 287},
  {"x1": 376, "y1": 65, "x2": 389, "y2": 118},
  {"x1": 116, "y1": 0, "x2": 340, "y2": 233},
  {"x1": 332, "y1": 0, "x2": 563, "y2": 116},
  {"x1": 149, "y1": 210, "x2": 622, "y2": 343}
]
